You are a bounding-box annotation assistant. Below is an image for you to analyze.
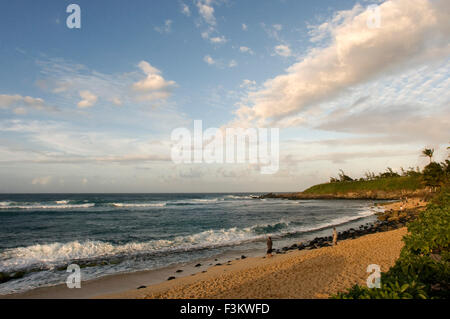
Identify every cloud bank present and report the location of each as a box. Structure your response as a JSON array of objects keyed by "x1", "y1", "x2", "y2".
[{"x1": 234, "y1": 0, "x2": 450, "y2": 127}]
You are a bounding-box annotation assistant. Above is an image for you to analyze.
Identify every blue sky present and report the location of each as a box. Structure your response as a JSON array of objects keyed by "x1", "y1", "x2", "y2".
[
  {"x1": 0, "y1": 0, "x2": 449, "y2": 192},
  {"x1": 1, "y1": 0, "x2": 356, "y2": 126}
]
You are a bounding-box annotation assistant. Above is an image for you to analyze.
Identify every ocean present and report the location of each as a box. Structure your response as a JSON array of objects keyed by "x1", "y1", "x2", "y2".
[{"x1": 0, "y1": 193, "x2": 384, "y2": 295}]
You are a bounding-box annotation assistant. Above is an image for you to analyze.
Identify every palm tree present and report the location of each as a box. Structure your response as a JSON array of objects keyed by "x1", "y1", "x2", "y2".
[{"x1": 422, "y1": 148, "x2": 434, "y2": 164}]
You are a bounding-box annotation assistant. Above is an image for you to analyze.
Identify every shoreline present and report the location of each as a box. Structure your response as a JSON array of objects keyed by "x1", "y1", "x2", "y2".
[
  {"x1": 98, "y1": 198, "x2": 424, "y2": 299},
  {"x1": 102, "y1": 227, "x2": 408, "y2": 299},
  {"x1": 1, "y1": 198, "x2": 426, "y2": 299},
  {"x1": 0, "y1": 247, "x2": 262, "y2": 299}
]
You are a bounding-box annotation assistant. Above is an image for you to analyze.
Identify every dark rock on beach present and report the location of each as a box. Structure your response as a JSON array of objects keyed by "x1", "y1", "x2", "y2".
[{"x1": 279, "y1": 206, "x2": 422, "y2": 253}]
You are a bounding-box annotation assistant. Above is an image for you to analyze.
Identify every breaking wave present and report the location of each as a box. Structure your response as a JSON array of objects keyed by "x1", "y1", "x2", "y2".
[
  {"x1": 0, "y1": 203, "x2": 95, "y2": 210},
  {"x1": 111, "y1": 202, "x2": 167, "y2": 208},
  {"x1": 0, "y1": 208, "x2": 378, "y2": 274}
]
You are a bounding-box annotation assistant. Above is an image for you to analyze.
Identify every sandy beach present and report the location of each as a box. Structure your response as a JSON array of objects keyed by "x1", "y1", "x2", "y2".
[
  {"x1": 99, "y1": 199, "x2": 423, "y2": 299},
  {"x1": 100, "y1": 227, "x2": 407, "y2": 299},
  {"x1": 378, "y1": 196, "x2": 428, "y2": 211}
]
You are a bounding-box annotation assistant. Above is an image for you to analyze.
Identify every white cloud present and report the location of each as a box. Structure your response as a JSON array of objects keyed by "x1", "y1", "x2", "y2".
[
  {"x1": 234, "y1": 0, "x2": 450, "y2": 127},
  {"x1": 13, "y1": 107, "x2": 27, "y2": 115},
  {"x1": 0, "y1": 119, "x2": 174, "y2": 165},
  {"x1": 196, "y1": 0, "x2": 216, "y2": 26},
  {"x1": 154, "y1": 19, "x2": 173, "y2": 34},
  {"x1": 242, "y1": 23, "x2": 248, "y2": 31},
  {"x1": 273, "y1": 24, "x2": 282, "y2": 31},
  {"x1": 34, "y1": 57, "x2": 182, "y2": 111},
  {"x1": 228, "y1": 60, "x2": 238, "y2": 68},
  {"x1": 110, "y1": 97, "x2": 122, "y2": 106},
  {"x1": 201, "y1": 31, "x2": 210, "y2": 39},
  {"x1": 239, "y1": 46, "x2": 254, "y2": 54},
  {"x1": 204, "y1": 55, "x2": 216, "y2": 65},
  {"x1": 32, "y1": 176, "x2": 52, "y2": 185},
  {"x1": 261, "y1": 23, "x2": 283, "y2": 40},
  {"x1": 209, "y1": 35, "x2": 227, "y2": 44},
  {"x1": 132, "y1": 61, "x2": 176, "y2": 102},
  {"x1": 0, "y1": 94, "x2": 23, "y2": 108},
  {"x1": 204, "y1": 56, "x2": 237, "y2": 68},
  {"x1": 318, "y1": 104, "x2": 450, "y2": 145},
  {"x1": 77, "y1": 90, "x2": 98, "y2": 108},
  {"x1": 274, "y1": 44, "x2": 292, "y2": 57},
  {"x1": 202, "y1": 31, "x2": 228, "y2": 45},
  {"x1": 37, "y1": 58, "x2": 133, "y2": 109},
  {"x1": 0, "y1": 94, "x2": 56, "y2": 114},
  {"x1": 181, "y1": 2, "x2": 191, "y2": 16},
  {"x1": 194, "y1": 1, "x2": 228, "y2": 46},
  {"x1": 240, "y1": 79, "x2": 257, "y2": 89}
]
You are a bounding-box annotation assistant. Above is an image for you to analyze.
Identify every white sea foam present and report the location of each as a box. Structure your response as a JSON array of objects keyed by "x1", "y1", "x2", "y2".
[
  {"x1": 169, "y1": 198, "x2": 224, "y2": 205},
  {"x1": 0, "y1": 230, "x2": 254, "y2": 273},
  {"x1": 224, "y1": 195, "x2": 256, "y2": 200},
  {"x1": 111, "y1": 202, "x2": 166, "y2": 208},
  {"x1": 191, "y1": 198, "x2": 223, "y2": 203},
  {"x1": 262, "y1": 208, "x2": 378, "y2": 236},
  {"x1": 0, "y1": 203, "x2": 95, "y2": 210},
  {"x1": 309, "y1": 209, "x2": 376, "y2": 228},
  {"x1": 0, "y1": 208, "x2": 378, "y2": 274},
  {"x1": 0, "y1": 201, "x2": 12, "y2": 207}
]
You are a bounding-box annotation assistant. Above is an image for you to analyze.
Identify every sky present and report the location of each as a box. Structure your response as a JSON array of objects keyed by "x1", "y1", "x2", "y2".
[{"x1": 0, "y1": 0, "x2": 449, "y2": 193}]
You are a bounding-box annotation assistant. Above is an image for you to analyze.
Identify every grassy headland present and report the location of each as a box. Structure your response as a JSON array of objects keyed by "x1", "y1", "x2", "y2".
[
  {"x1": 303, "y1": 175, "x2": 423, "y2": 195},
  {"x1": 263, "y1": 152, "x2": 449, "y2": 200},
  {"x1": 262, "y1": 175, "x2": 427, "y2": 200}
]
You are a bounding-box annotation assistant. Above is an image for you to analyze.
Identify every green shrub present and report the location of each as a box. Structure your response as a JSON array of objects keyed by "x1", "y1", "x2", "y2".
[
  {"x1": 333, "y1": 186, "x2": 450, "y2": 299},
  {"x1": 402, "y1": 206, "x2": 449, "y2": 259}
]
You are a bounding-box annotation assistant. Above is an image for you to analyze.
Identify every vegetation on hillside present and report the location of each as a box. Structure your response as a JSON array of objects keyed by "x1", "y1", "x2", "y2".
[
  {"x1": 332, "y1": 146, "x2": 449, "y2": 299},
  {"x1": 303, "y1": 147, "x2": 449, "y2": 195},
  {"x1": 333, "y1": 185, "x2": 450, "y2": 299},
  {"x1": 303, "y1": 175, "x2": 423, "y2": 195}
]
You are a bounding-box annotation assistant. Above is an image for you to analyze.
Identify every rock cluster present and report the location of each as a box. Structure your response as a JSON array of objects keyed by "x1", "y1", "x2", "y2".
[{"x1": 274, "y1": 208, "x2": 420, "y2": 254}]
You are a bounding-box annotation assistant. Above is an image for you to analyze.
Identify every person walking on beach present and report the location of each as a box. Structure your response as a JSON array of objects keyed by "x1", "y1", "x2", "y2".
[
  {"x1": 332, "y1": 227, "x2": 338, "y2": 246},
  {"x1": 267, "y1": 236, "x2": 273, "y2": 257}
]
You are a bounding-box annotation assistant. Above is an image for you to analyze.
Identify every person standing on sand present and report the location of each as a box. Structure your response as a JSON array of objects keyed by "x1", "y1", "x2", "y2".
[
  {"x1": 332, "y1": 227, "x2": 338, "y2": 246},
  {"x1": 267, "y1": 236, "x2": 273, "y2": 257}
]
